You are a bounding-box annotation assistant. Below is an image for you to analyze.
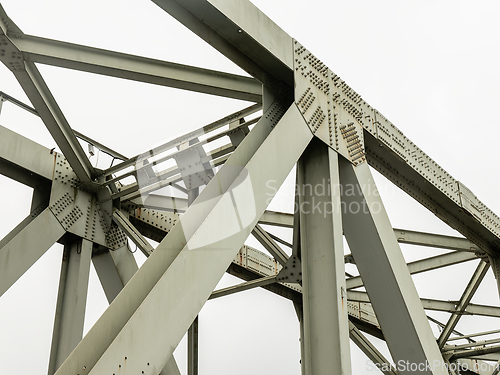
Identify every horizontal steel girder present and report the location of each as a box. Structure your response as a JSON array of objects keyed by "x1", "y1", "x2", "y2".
[
  {"x1": 348, "y1": 290, "x2": 500, "y2": 318},
  {"x1": 346, "y1": 251, "x2": 479, "y2": 290},
  {"x1": 9, "y1": 34, "x2": 262, "y2": 103}
]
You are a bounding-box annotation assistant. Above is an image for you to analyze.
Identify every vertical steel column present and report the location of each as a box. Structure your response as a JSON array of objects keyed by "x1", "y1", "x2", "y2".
[
  {"x1": 339, "y1": 159, "x2": 447, "y2": 375},
  {"x1": 187, "y1": 187, "x2": 199, "y2": 375},
  {"x1": 297, "y1": 139, "x2": 351, "y2": 375},
  {"x1": 48, "y1": 238, "x2": 92, "y2": 374},
  {"x1": 293, "y1": 301, "x2": 306, "y2": 375}
]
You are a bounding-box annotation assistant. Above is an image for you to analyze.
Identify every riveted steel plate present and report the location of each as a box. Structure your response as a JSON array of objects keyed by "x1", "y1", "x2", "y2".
[{"x1": 49, "y1": 153, "x2": 108, "y2": 246}]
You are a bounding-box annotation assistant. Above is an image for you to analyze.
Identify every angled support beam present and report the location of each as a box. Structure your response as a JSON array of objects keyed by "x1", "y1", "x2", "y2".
[
  {"x1": 55, "y1": 100, "x2": 311, "y2": 375},
  {"x1": 92, "y1": 245, "x2": 139, "y2": 303},
  {"x1": 92, "y1": 245, "x2": 182, "y2": 375},
  {"x1": 346, "y1": 251, "x2": 478, "y2": 290},
  {"x1": 298, "y1": 139, "x2": 351, "y2": 374},
  {"x1": 349, "y1": 321, "x2": 397, "y2": 375},
  {"x1": 103, "y1": 103, "x2": 261, "y2": 178},
  {"x1": 12, "y1": 62, "x2": 96, "y2": 182},
  {"x1": 251, "y1": 224, "x2": 288, "y2": 266},
  {"x1": 48, "y1": 238, "x2": 92, "y2": 375},
  {"x1": 209, "y1": 275, "x2": 277, "y2": 299},
  {"x1": 10, "y1": 34, "x2": 262, "y2": 103},
  {"x1": 437, "y1": 260, "x2": 490, "y2": 348},
  {"x1": 339, "y1": 159, "x2": 447, "y2": 374},
  {"x1": 112, "y1": 210, "x2": 154, "y2": 256},
  {"x1": 0, "y1": 90, "x2": 128, "y2": 161},
  {"x1": 152, "y1": 0, "x2": 294, "y2": 87},
  {"x1": 0, "y1": 8, "x2": 95, "y2": 182},
  {"x1": 492, "y1": 360, "x2": 500, "y2": 375},
  {"x1": 0, "y1": 207, "x2": 65, "y2": 297},
  {"x1": 0, "y1": 124, "x2": 54, "y2": 187}
]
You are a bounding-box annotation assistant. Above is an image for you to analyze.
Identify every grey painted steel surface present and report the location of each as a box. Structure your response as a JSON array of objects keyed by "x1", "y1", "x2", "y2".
[
  {"x1": 54, "y1": 103, "x2": 312, "y2": 374},
  {"x1": 48, "y1": 238, "x2": 92, "y2": 374},
  {"x1": 349, "y1": 321, "x2": 397, "y2": 375},
  {"x1": 1, "y1": 0, "x2": 500, "y2": 372},
  {"x1": 9, "y1": 34, "x2": 262, "y2": 103},
  {"x1": 346, "y1": 251, "x2": 479, "y2": 290},
  {"x1": 0, "y1": 8, "x2": 95, "y2": 182},
  {"x1": 339, "y1": 160, "x2": 447, "y2": 374},
  {"x1": 0, "y1": 124, "x2": 55, "y2": 186},
  {"x1": 0, "y1": 207, "x2": 65, "y2": 297},
  {"x1": 209, "y1": 275, "x2": 277, "y2": 299},
  {"x1": 152, "y1": 0, "x2": 294, "y2": 86},
  {"x1": 437, "y1": 261, "x2": 490, "y2": 348},
  {"x1": 393, "y1": 228, "x2": 480, "y2": 252},
  {"x1": 92, "y1": 245, "x2": 139, "y2": 303},
  {"x1": 251, "y1": 224, "x2": 288, "y2": 266},
  {"x1": 298, "y1": 140, "x2": 351, "y2": 374},
  {"x1": 348, "y1": 290, "x2": 500, "y2": 318},
  {"x1": 112, "y1": 210, "x2": 155, "y2": 256}
]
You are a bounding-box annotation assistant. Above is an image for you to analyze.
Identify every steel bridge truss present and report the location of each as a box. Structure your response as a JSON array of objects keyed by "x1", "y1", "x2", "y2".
[{"x1": 1, "y1": 1, "x2": 500, "y2": 374}]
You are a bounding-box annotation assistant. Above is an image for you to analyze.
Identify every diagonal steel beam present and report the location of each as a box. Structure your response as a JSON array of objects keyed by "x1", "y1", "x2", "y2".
[
  {"x1": 92, "y1": 245, "x2": 183, "y2": 375},
  {"x1": 0, "y1": 6, "x2": 95, "y2": 182},
  {"x1": 55, "y1": 101, "x2": 311, "y2": 375},
  {"x1": 0, "y1": 124, "x2": 55, "y2": 187},
  {"x1": 92, "y1": 245, "x2": 139, "y2": 304},
  {"x1": 0, "y1": 91, "x2": 128, "y2": 161},
  {"x1": 112, "y1": 210, "x2": 155, "y2": 256},
  {"x1": 349, "y1": 321, "x2": 397, "y2": 375},
  {"x1": 0, "y1": 207, "x2": 65, "y2": 297},
  {"x1": 151, "y1": 0, "x2": 294, "y2": 87},
  {"x1": 209, "y1": 276, "x2": 277, "y2": 299},
  {"x1": 437, "y1": 260, "x2": 490, "y2": 348},
  {"x1": 339, "y1": 159, "x2": 447, "y2": 375},
  {"x1": 10, "y1": 34, "x2": 262, "y2": 103},
  {"x1": 251, "y1": 224, "x2": 288, "y2": 266}
]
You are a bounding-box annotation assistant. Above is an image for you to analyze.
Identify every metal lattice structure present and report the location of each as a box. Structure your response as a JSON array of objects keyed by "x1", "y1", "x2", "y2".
[{"x1": 1, "y1": 1, "x2": 500, "y2": 374}]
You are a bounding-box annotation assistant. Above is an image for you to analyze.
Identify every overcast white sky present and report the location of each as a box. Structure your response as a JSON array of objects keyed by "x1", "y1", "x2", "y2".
[{"x1": 1, "y1": 1, "x2": 500, "y2": 374}]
